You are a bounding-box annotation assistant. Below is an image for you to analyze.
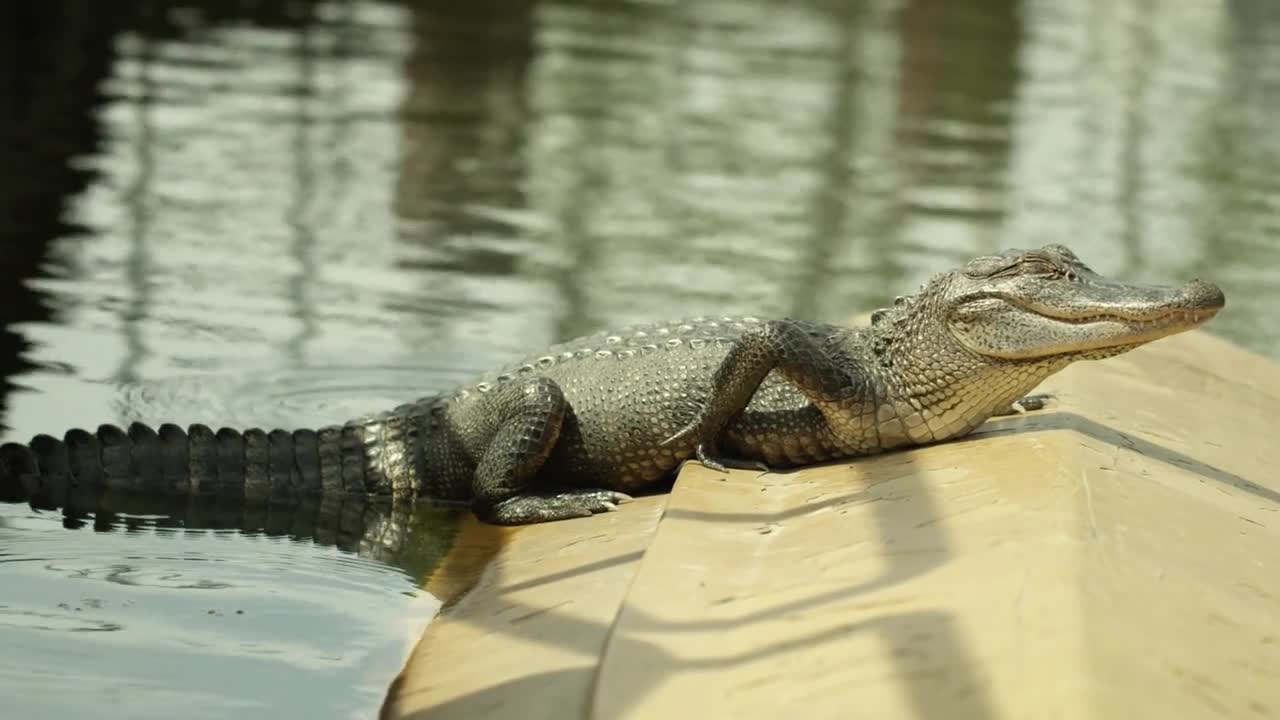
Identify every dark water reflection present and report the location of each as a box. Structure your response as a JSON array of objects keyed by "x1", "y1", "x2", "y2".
[
  {"x1": 0, "y1": 494, "x2": 458, "y2": 719},
  {"x1": 1, "y1": 0, "x2": 1279, "y2": 716}
]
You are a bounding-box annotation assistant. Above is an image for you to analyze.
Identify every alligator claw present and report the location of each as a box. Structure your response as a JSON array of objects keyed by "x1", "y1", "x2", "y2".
[
  {"x1": 663, "y1": 424, "x2": 768, "y2": 473},
  {"x1": 1015, "y1": 393, "x2": 1051, "y2": 412},
  {"x1": 660, "y1": 422, "x2": 698, "y2": 449},
  {"x1": 694, "y1": 442, "x2": 770, "y2": 474},
  {"x1": 998, "y1": 393, "x2": 1053, "y2": 416}
]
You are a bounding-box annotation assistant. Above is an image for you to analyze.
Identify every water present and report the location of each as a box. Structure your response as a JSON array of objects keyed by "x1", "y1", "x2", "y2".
[
  {"x1": 2, "y1": 0, "x2": 1279, "y2": 717},
  {"x1": 0, "y1": 496, "x2": 454, "y2": 719}
]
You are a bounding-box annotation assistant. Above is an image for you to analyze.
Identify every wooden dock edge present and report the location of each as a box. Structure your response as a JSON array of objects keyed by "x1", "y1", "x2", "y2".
[{"x1": 386, "y1": 330, "x2": 1280, "y2": 719}]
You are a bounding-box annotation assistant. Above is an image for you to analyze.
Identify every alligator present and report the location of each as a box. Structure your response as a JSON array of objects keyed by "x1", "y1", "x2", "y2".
[{"x1": 0, "y1": 244, "x2": 1224, "y2": 525}]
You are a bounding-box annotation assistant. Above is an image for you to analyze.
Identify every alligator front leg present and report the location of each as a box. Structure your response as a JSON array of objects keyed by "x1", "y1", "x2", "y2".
[
  {"x1": 470, "y1": 376, "x2": 632, "y2": 524},
  {"x1": 661, "y1": 319, "x2": 854, "y2": 472}
]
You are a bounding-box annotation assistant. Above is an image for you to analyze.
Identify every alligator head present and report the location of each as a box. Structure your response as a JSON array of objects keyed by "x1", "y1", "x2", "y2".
[
  {"x1": 875, "y1": 244, "x2": 1223, "y2": 361},
  {"x1": 868, "y1": 244, "x2": 1225, "y2": 434},
  {"x1": 940, "y1": 244, "x2": 1224, "y2": 361}
]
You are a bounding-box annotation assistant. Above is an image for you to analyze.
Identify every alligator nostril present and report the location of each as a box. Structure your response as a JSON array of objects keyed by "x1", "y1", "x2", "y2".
[{"x1": 1185, "y1": 280, "x2": 1226, "y2": 310}]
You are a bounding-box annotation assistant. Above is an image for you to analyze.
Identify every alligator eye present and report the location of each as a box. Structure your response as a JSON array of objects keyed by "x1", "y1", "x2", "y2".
[
  {"x1": 963, "y1": 255, "x2": 1017, "y2": 278},
  {"x1": 1042, "y1": 243, "x2": 1079, "y2": 262},
  {"x1": 1019, "y1": 259, "x2": 1059, "y2": 276}
]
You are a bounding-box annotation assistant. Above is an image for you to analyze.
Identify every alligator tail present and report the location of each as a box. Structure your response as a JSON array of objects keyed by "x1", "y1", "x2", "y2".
[{"x1": 0, "y1": 419, "x2": 415, "y2": 508}]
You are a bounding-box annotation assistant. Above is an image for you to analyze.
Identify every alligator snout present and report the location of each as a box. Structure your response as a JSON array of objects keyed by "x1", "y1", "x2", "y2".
[{"x1": 1182, "y1": 279, "x2": 1226, "y2": 311}]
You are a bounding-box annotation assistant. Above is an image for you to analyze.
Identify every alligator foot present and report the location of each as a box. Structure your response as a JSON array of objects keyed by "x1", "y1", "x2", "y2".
[
  {"x1": 483, "y1": 488, "x2": 633, "y2": 525},
  {"x1": 691, "y1": 441, "x2": 770, "y2": 474},
  {"x1": 995, "y1": 393, "x2": 1053, "y2": 416},
  {"x1": 662, "y1": 421, "x2": 770, "y2": 473}
]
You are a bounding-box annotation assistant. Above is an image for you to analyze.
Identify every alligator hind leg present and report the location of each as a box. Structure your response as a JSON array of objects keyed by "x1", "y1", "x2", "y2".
[{"x1": 471, "y1": 376, "x2": 631, "y2": 525}]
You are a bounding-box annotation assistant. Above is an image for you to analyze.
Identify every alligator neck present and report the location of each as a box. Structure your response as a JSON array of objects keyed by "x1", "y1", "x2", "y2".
[{"x1": 861, "y1": 301, "x2": 1065, "y2": 448}]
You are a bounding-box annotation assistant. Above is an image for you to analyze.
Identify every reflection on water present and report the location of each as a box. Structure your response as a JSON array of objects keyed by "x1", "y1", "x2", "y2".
[
  {"x1": 1, "y1": 0, "x2": 1279, "y2": 716},
  {"x1": 0, "y1": 494, "x2": 462, "y2": 719}
]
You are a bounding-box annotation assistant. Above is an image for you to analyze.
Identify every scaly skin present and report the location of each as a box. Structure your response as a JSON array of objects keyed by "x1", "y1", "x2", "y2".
[{"x1": 0, "y1": 245, "x2": 1225, "y2": 524}]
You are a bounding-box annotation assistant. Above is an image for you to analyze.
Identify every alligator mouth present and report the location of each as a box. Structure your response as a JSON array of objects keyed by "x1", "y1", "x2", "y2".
[
  {"x1": 1014, "y1": 277, "x2": 1225, "y2": 333},
  {"x1": 949, "y1": 279, "x2": 1226, "y2": 360},
  {"x1": 1049, "y1": 307, "x2": 1221, "y2": 327}
]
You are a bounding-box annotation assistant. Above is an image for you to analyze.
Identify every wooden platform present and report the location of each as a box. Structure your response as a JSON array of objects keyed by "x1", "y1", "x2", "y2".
[{"x1": 383, "y1": 330, "x2": 1280, "y2": 720}]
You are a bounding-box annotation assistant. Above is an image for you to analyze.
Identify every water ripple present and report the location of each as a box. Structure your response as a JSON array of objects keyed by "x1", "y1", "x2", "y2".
[
  {"x1": 0, "y1": 607, "x2": 124, "y2": 633},
  {"x1": 109, "y1": 362, "x2": 477, "y2": 430}
]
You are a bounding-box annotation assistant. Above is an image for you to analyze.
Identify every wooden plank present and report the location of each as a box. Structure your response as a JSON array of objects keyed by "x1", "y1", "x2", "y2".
[
  {"x1": 592, "y1": 331, "x2": 1280, "y2": 719},
  {"x1": 384, "y1": 496, "x2": 666, "y2": 720}
]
